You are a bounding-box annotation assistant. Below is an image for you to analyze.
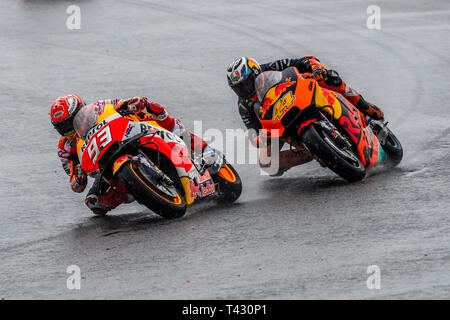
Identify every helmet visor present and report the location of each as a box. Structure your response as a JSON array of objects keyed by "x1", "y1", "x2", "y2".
[
  {"x1": 230, "y1": 73, "x2": 256, "y2": 99},
  {"x1": 53, "y1": 117, "x2": 75, "y2": 136}
]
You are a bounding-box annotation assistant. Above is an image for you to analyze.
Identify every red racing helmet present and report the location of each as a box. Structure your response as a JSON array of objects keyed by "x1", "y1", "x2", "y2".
[{"x1": 50, "y1": 94, "x2": 85, "y2": 136}]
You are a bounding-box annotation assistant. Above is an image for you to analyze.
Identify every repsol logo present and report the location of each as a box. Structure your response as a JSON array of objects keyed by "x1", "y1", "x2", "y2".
[
  {"x1": 140, "y1": 123, "x2": 182, "y2": 143},
  {"x1": 85, "y1": 120, "x2": 107, "y2": 142},
  {"x1": 81, "y1": 120, "x2": 108, "y2": 153}
]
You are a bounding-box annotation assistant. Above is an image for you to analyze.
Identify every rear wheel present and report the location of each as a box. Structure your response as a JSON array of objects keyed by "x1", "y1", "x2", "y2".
[
  {"x1": 117, "y1": 161, "x2": 186, "y2": 219},
  {"x1": 301, "y1": 124, "x2": 366, "y2": 182},
  {"x1": 212, "y1": 161, "x2": 242, "y2": 203}
]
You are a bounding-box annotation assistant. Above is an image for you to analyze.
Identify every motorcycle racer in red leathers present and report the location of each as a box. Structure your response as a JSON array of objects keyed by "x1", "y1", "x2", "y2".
[
  {"x1": 226, "y1": 56, "x2": 384, "y2": 176},
  {"x1": 50, "y1": 94, "x2": 215, "y2": 215}
]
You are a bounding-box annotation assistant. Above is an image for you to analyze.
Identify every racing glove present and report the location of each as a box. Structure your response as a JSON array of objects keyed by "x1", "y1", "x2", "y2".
[
  {"x1": 311, "y1": 68, "x2": 328, "y2": 82},
  {"x1": 309, "y1": 69, "x2": 343, "y2": 87},
  {"x1": 127, "y1": 96, "x2": 150, "y2": 119},
  {"x1": 71, "y1": 164, "x2": 87, "y2": 193}
]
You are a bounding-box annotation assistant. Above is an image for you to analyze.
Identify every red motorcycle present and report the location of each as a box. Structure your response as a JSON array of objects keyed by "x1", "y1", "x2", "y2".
[
  {"x1": 73, "y1": 103, "x2": 242, "y2": 219},
  {"x1": 254, "y1": 67, "x2": 403, "y2": 181}
]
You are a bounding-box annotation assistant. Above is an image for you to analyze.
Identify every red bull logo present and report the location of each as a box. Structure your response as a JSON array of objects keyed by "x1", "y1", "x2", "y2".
[
  {"x1": 321, "y1": 87, "x2": 336, "y2": 106},
  {"x1": 189, "y1": 170, "x2": 216, "y2": 199},
  {"x1": 262, "y1": 79, "x2": 296, "y2": 117}
]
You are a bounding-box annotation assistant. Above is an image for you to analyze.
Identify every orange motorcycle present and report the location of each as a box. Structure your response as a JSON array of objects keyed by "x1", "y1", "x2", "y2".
[{"x1": 254, "y1": 67, "x2": 403, "y2": 182}]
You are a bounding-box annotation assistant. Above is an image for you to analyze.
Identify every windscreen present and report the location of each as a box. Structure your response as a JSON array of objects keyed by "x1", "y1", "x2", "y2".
[
  {"x1": 73, "y1": 103, "x2": 100, "y2": 140},
  {"x1": 255, "y1": 71, "x2": 283, "y2": 104}
]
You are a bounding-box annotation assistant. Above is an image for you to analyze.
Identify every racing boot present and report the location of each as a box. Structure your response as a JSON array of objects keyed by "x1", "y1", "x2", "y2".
[
  {"x1": 268, "y1": 148, "x2": 314, "y2": 177},
  {"x1": 187, "y1": 131, "x2": 208, "y2": 154},
  {"x1": 352, "y1": 95, "x2": 384, "y2": 121},
  {"x1": 332, "y1": 81, "x2": 384, "y2": 120},
  {"x1": 200, "y1": 146, "x2": 224, "y2": 175},
  {"x1": 85, "y1": 178, "x2": 134, "y2": 216},
  {"x1": 181, "y1": 129, "x2": 223, "y2": 174},
  {"x1": 315, "y1": 69, "x2": 384, "y2": 120}
]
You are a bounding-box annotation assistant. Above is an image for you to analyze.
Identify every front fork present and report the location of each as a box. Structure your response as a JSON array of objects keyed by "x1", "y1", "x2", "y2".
[
  {"x1": 296, "y1": 113, "x2": 355, "y2": 167},
  {"x1": 297, "y1": 113, "x2": 352, "y2": 150},
  {"x1": 366, "y1": 117, "x2": 389, "y2": 164},
  {"x1": 114, "y1": 153, "x2": 173, "y2": 183},
  {"x1": 367, "y1": 117, "x2": 389, "y2": 144},
  {"x1": 316, "y1": 114, "x2": 353, "y2": 150},
  {"x1": 113, "y1": 153, "x2": 195, "y2": 206},
  {"x1": 315, "y1": 113, "x2": 387, "y2": 166}
]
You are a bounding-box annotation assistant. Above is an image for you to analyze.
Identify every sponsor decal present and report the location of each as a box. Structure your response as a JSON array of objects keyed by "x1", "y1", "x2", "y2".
[
  {"x1": 53, "y1": 110, "x2": 64, "y2": 119},
  {"x1": 189, "y1": 170, "x2": 216, "y2": 199},
  {"x1": 124, "y1": 124, "x2": 134, "y2": 139},
  {"x1": 321, "y1": 88, "x2": 336, "y2": 106},
  {"x1": 261, "y1": 79, "x2": 296, "y2": 118},
  {"x1": 95, "y1": 100, "x2": 105, "y2": 108},
  {"x1": 112, "y1": 155, "x2": 129, "y2": 175},
  {"x1": 67, "y1": 98, "x2": 77, "y2": 114},
  {"x1": 247, "y1": 58, "x2": 258, "y2": 71},
  {"x1": 272, "y1": 91, "x2": 296, "y2": 122},
  {"x1": 82, "y1": 113, "x2": 121, "y2": 147},
  {"x1": 232, "y1": 58, "x2": 242, "y2": 69},
  {"x1": 138, "y1": 122, "x2": 183, "y2": 144},
  {"x1": 84, "y1": 119, "x2": 107, "y2": 143},
  {"x1": 230, "y1": 70, "x2": 240, "y2": 82},
  {"x1": 97, "y1": 103, "x2": 105, "y2": 115}
]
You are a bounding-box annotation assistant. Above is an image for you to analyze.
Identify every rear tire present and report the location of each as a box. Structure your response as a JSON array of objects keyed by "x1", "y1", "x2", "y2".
[
  {"x1": 212, "y1": 162, "x2": 242, "y2": 203},
  {"x1": 301, "y1": 124, "x2": 366, "y2": 182},
  {"x1": 117, "y1": 161, "x2": 186, "y2": 219}
]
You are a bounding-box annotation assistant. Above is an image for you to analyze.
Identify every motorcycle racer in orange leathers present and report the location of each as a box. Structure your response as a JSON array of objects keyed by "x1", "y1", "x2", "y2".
[{"x1": 226, "y1": 56, "x2": 384, "y2": 176}]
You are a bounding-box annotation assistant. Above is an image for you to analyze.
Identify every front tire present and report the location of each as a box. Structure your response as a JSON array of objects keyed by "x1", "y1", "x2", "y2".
[
  {"x1": 381, "y1": 128, "x2": 403, "y2": 167},
  {"x1": 212, "y1": 161, "x2": 242, "y2": 203},
  {"x1": 301, "y1": 124, "x2": 366, "y2": 182},
  {"x1": 117, "y1": 161, "x2": 187, "y2": 219}
]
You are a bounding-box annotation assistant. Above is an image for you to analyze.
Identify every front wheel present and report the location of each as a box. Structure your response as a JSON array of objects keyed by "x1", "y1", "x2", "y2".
[
  {"x1": 301, "y1": 124, "x2": 366, "y2": 182},
  {"x1": 380, "y1": 128, "x2": 403, "y2": 168},
  {"x1": 117, "y1": 161, "x2": 186, "y2": 219},
  {"x1": 212, "y1": 161, "x2": 242, "y2": 203}
]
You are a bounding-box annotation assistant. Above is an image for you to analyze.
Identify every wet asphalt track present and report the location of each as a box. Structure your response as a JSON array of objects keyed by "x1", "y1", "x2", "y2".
[{"x1": 0, "y1": 0, "x2": 450, "y2": 299}]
